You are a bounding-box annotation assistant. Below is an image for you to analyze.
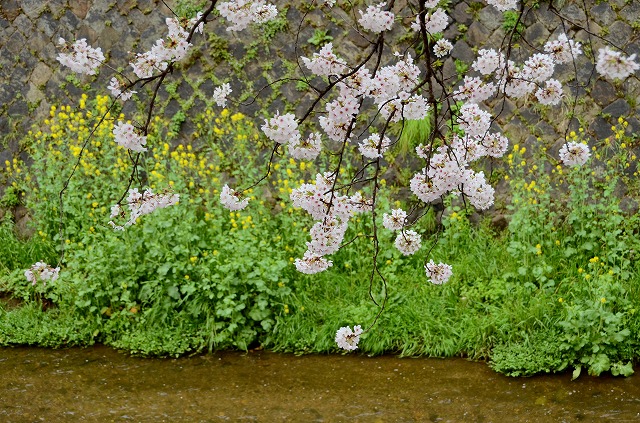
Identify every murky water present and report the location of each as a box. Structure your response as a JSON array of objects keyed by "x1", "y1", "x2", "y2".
[{"x1": 1, "y1": 346, "x2": 639, "y2": 422}]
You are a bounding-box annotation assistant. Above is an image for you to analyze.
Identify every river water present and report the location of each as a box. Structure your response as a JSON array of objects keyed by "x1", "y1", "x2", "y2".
[{"x1": 1, "y1": 346, "x2": 639, "y2": 422}]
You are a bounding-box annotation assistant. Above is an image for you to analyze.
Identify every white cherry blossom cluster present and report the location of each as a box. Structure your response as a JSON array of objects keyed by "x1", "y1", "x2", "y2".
[
  {"x1": 217, "y1": 0, "x2": 278, "y2": 31},
  {"x1": 535, "y1": 79, "x2": 563, "y2": 106},
  {"x1": 457, "y1": 103, "x2": 492, "y2": 137},
  {"x1": 467, "y1": 43, "x2": 581, "y2": 105},
  {"x1": 108, "y1": 77, "x2": 136, "y2": 101},
  {"x1": 319, "y1": 94, "x2": 360, "y2": 142},
  {"x1": 486, "y1": 0, "x2": 518, "y2": 12},
  {"x1": 382, "y1": 208, "x2": 407, "y2": 231},
  {"x1": 425, "y1": 260, "x2": 452, "y2": 285},
  {"x1": 383, "y1": 206, "x2": 425, "y2": 257},
  {"x1": 358, "y1": 2, "x2": 395, "y2": 34},
  {"x1": 559, "y1": 142, "x2": 590, "y2": 167},
  {"x1": 262, "y1": 112, "x2": 300, "y2": 144},
  {"x1": 25, "y1": 262, "x2": 60, "y2": 286},
  {"x1": 291, "y1": 173, "x2": 371, "y2": 274},
  {"x1": 410, "y1": 133, "x2": 503, "y2": 210},
  {"x1": 358, "y1": 133, "x2": 391, "y2": 159},
  {"x1": 395, "y1": 230, "x2": 422, "y2": 255},
  {"x1": 213, "y1": 83, "x2": 232, "y2": 107},
  {"x1": 544, "y1": 34, "x2": 582, "y2": 64},
  {"x1": 301, "y1": 43, "x2": 348, "y2": 76},
  {"x1": 335, "y1": 325, "x2": 363, "y2": 351},
  {"x1": 130, "y1": 16, "x2": 200, "y2": 79},
  {"x1": 113, "y1": 121, "x2": 148, "y2": 152},
  {"x1": 595, "y1": 47, "x2": 640, "y2": 80},
  {"x1": 220, "y1": 184, "x2": 250, "y2": 211},
  {"x1": 289, "y1": 132, "x2": 322, "y2": 160},
  {"x1": 294, "y1": 250, "x2": 333, "y2": 274},
  {"x1": 411, "y1": 8, "x2": 449, "y2": 34},
  {"x1": 454, "y1": 76, "x2": 496, "y2": 104},
  {"x1": 433, "y1": 39, "x2": 453, "y2": 58},
  {"x1": 472, "y1": 49, "x2": 505, "y2": 75},
  {"x1": 109, "y1": 188, "x2": 179, "y2": 230},
  {"x1": 56, "y1": 38, "x2": 105, "y2": 76}
]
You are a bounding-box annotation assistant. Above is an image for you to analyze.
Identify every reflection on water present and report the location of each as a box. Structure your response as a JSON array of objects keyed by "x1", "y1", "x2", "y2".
[{"x1": 1, "y1": 346, "x2": 639, "y2": 422}]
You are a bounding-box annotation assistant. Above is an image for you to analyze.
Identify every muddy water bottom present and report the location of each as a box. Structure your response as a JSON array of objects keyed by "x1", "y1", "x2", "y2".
[{"x1": 1, "y1": 346, "x2": 639, "y2": 422}]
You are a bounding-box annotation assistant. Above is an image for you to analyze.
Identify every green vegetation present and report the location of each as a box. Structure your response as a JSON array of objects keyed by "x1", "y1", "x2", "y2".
[
  {"x1": 1, "y1": 97, "x2": 639, "y2": 378},
  {"x1": 307, "y1": 29, "x2": 334, "y2": 47},
  {"x1": 502, "y1": 10, "x2": 525, "y2": 40}
]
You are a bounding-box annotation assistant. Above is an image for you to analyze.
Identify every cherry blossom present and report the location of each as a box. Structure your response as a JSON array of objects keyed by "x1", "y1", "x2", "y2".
[
  {"x1": 25, "y1": 262, "x2": 60, "y2": 286},
  {"x1": 595, "y1": 47, "x2": 640, "y2": 80},
  {"x1": 358, "y1": 2, "x2": 395, "y2": 34},
  {"x1": 220, "y1": 184, "x2": 250, "y2": 211},
  {"x1": 335, "y1": 325, "x2": 363, "y2": 351},
  {"x1": 559, "y1": 142, "x2": 591, "y2": 167},
  {"x1": 425, "y1": 260, "x2": 452, "y2": 285},
  {"x1": 56, "y1": 38, "x2": 104, "y2": 75}
]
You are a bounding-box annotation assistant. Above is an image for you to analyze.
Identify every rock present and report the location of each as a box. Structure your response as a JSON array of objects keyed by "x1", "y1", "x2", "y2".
[
  {"x1": 602, "y1": 99, "x2": 630, "y2": 119},
  {"x1": 451, "y1": 40, "x2": 475, "y2": 64},
  {"x1": 0, "y1": 0, "x2": 21, "y2": 21},
  {"x1": 14, "y1": 205, "x2": 35, "y2": 239},
  {"x1": 589, "y1": 116, "x2": 612, "y2": 140},
  {"x1": 478, "y1": 5, "x2": 504, "y2": 32},
  {"x1": 491, "y1": 214, "x2": 509, "y2": 231},
  {"x1": 590, "y1": 79, "x2": 617, "y2": 106},
  {"x1": 621, "y1": 1, "x2": 640, "y2": 26},
  {"x1": 466, "y1": 21, "x2": 491, "y2": 47},
  {"x1": 605, "y1": 21, "x2": 632, "y2": 45},
  {"x1": 451, "y1": 2, "x2": 473, "y2": 26},
  {"x1": 29, "y1": 61, "x2": 52, "y2": 86},
  {"x1": 590, "y1": 3, "x2": 617, "y2": 27},
  {"x1": 523, "y1": 22, "x2": 549, "y2": 46},
  {"x1": 561, "y1": 3, "x2": 586, "y2": 23},
  {"x1": 25, "y1": 82, "x2": 44, "y2": 103},
  {"x1": 17, "y1": 0, "x2": 47, "y2": 20}
]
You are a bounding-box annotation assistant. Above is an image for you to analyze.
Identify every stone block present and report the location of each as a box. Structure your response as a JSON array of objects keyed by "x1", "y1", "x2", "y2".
[
  {"x1": 451, "y1": 2, "x2": 472, "y2": 26},
  {"x1": 4, "y1": 24, "x2": 26, "y2": 54},
  {"x1": 13, "y1": 14, "x2": 34, "y2": 38},
  {"x1": 589, "y1": 115, "x2": 612, "y2": 140},
  {"x1": 466, "y1": 20, "x2": 491, "y2": 47},
  {"x1": 590, "y1": 3, "x2": 616, "y2": 27},
  {"x1": 18, "y1": 0, "x2": 47, "y2": 20},
  {"x1": 0, "y1": 0, "x2": 21, "y2": 21},
  {"x1": 451, "y1": 40, "x2": 475, "y2": 64},
  {"x1": 590, "y1": 79, "x2": 616, "y2": 106},
  {"x1": 604, "y1": 21, "x2": 632, "y2": 46},
  {"x1": 478, "y1": 4, "x2": 503, "y2": 32},
  {"x1": 35, "y1": 11, "x2": 58, "y2": 37},
  {"x1": 620, "y1": 1, "x2": 640, "y2": 25},
  {"x1": 523, "y1": 21, "x2": 549, "y2": 46},
  {"x1": 561, "y1": 3, "x2": 586, "y2": 23},
  {"x1": 602, "y1": 99, "x2": 631, "y2": 119},
  {"x1": 29, "y1": 61, "x2": 52, "y2": 86},
  {"x1": 26, "y1": 82, "x2": 44, "y2": 103}
]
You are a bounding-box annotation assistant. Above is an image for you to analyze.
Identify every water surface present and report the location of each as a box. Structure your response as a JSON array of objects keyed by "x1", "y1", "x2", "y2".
[{"x1": 1, "y1": 346, "x2": 639, "y2": 422}]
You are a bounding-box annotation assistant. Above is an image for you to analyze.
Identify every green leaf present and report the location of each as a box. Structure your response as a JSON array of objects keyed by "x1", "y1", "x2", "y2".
[
  {"x1": 572, "y1": 366, "x2": 582, "y2": 380},
  {"x1": 167, "y1": 285, "x2": 180, "y2": 300}
]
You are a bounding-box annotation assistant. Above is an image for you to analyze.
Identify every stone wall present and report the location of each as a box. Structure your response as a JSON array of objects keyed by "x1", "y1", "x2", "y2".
[{"x1": 0, "y1": 0, "x2": 639, "y2": 178}]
